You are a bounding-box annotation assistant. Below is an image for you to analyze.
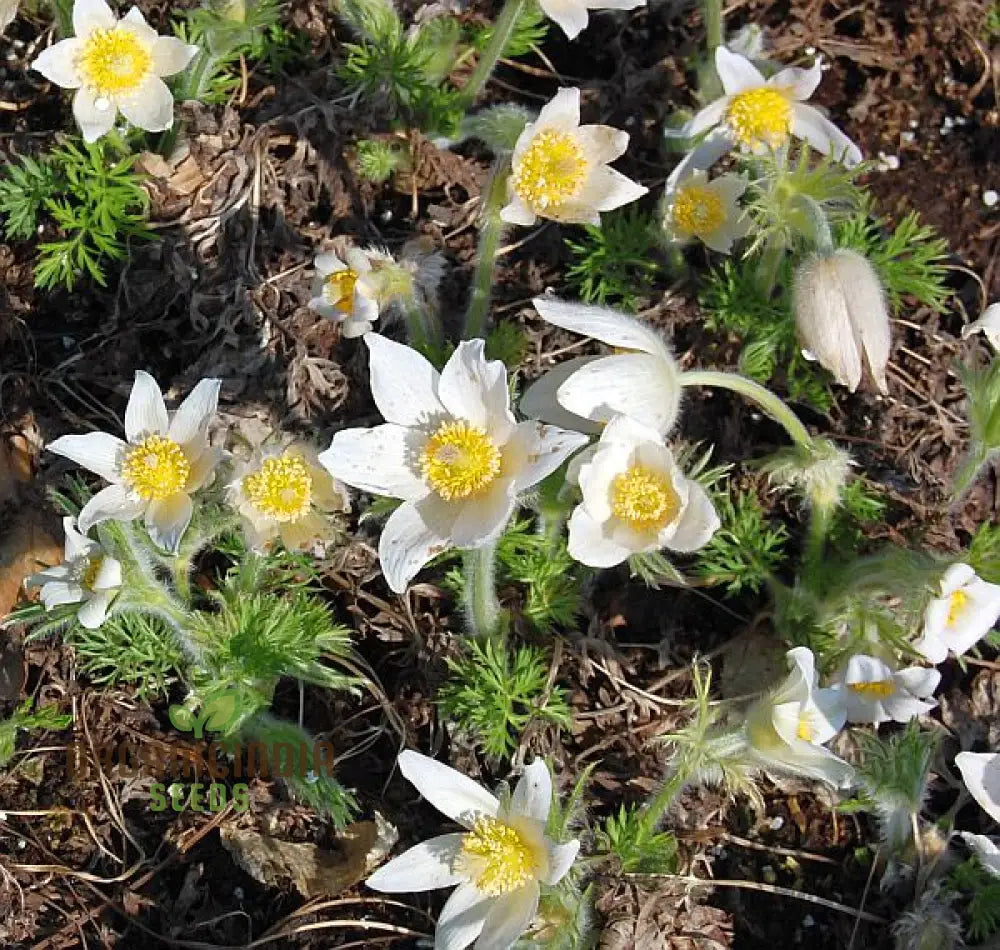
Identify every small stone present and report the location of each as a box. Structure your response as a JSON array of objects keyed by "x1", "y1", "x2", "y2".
[{"x1": 985, "y1": 190, "x2": 999, "y2": 208}]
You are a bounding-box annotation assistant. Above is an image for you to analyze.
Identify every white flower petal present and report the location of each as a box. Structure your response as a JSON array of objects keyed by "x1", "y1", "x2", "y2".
[
  {"x1": 532, "y1": 297, "x2": 669, "y2": 358},
  {"x1": 378, "y1": 499, "x2": 452, "y2": 593},
  {"x1": 715, "y1": 46, "x2": 766, "y2": 94},
  {"x1": 450, "y1": 479, "x2": 517, "y2": 548},
  {"x1": 912, "y1": 630, "x2": 948, "y2": 665},
  {"x1": 320, "y1": 425, "x2": 428, "y2": 502},
  {"x1": 118, "y1": 75, "x2": 174, "y2": 133},
  {"x1": 962, "y1": 302, "x2": 1000, "y2": 352},
  {"x1": 92, "y1": 556, "x2": 122, "y2": 592},
  {"x1": 893, "y1": 666, "x2": 941, "y2": 699},
  {"x1": 73, "y1": 0, "x2": 116, "y2": 36},
  {"x1": 62, "y1": 517, "x2": 94, "y2": 559},
  {"x1": 574, "y1": 125, "x2": 629, "y2": 165},
  {"x1": 72, "y1": 87, "x2": 117, "y2": 142},
  {"x1": 48, "y1": 431, "x2": 127, "y2": 482},
  {"x1": 438, "y1": 340, "x2": 514, "y2": 439},
  {"x1": 534, "y1": 86, "x2": 580, "y2": 131},
  {"x1": 77, "y1": 590, "x2": 114, "y2": 628},
  {"x1": 120, "y1": 6, "x2": 157, "y2": 43},
  {"x1": 956, "y1": 752, "x2": 1000, "y2": 823},
  {"x1": 398, "y1": 750, "x2": 500, "y2": 825},
  {"x1": 510, "y1": 759, "x2": 552, "y2": 824},
  {"x1": 504, "y1": 421, "x2": 588, "y2": 493},
  {"x1": 436, "y1": 882, "x2": 492, "y2": 950},
  {"x1": 186, "y1": 445, "x2": 222, "y2": 492},
  {"x1": 807, "y1": 685, "x2": 847, "y2": 742},
  {"x1": 770, "y1": 60, "x2": 823, "y2": 100},
  {"x1": 519, "y1": 358, "x2": 604, "y2": 435},
  {"x1": 682, "y1": 98, "x2": 729, "y2": 139},
  {"x1": 790, "y1": 103, "x2": 862, "y2": 167},
  {"x1": 662, "y1": 481, "x2": 719, "y2": 552},
  {"x1": 881, "y1": 692, "x2": 935, "y2": 723},
  {"x1": 475, "y1": 882, "x2": 539, "y2": 950},
  {"x1": 940, "y1": 563, "x2": 978, "y2": 594},
  {"x1": 576, "y1": 165, "x2": 647, "y2": 213},
  {"x1": 33, "y1": 39, "x2": 84, "y2": 87},
  {"x1": 40, "y1": 580, "x2": 84, "y2": 609},
  {"x1": 365, "y1": 333, "x2": 445, "y2": 427},
  {"x1": 144, "y1": 491, "x2": 193, "y2": 552},
  {"x1": 499, "y1": 195, "x2": 537, "y2": 227},
  {"x1": 543, "y1": 839, "x2": 580, "y2": 886},
  {"x1": 124, "y1": 370, "x2": 169, "y2": 441},
  {"x1": 151, "y1": 35, "x2": 198, "y2": 76},
  {"x1": 538, "y1": 0, "x2": 589, "y2": 40},
  {"x1": 567, "y1": 506, "x2": 631, "y2": 567},
  {"x1": 78, "y1": 483, "x2": 146, "y2": 533},
  {"x1": 365, "y1": 834, "x2": 466, "y2": 892},
  {"x1": 664, "y1": 131, "x2": 734, "y2": 192},
  {"x1": 168, "y1": 377, "x2": 220, "y2": 448},
  {"x1": 960, "y1": 833, "x2": 1000, "y2": 878},
  {"x1": 774, "y1": 647, "x2": 816, "y2": 704}
]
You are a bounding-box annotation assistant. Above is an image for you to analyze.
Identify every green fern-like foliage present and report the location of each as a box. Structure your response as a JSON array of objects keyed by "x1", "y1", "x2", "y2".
[
  {"x1": 948, "y1": 857, "x2": 1000, "y2": 942},
  {"x1": 0, "y1": 699, "x2": 73, "y2": 768},
  {"x1": 470, "y1": 0, "x2": 549, "y2": 56},
  {"x1": 438, "y1": 639, "x2": 572, "y2": 758},
  {"x1": 596, "y1": 803, "x2": 679, "y2": 873}
]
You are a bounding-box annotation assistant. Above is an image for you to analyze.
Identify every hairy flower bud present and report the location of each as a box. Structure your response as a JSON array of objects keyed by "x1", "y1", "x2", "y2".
[{"x1": 792, "y1": 248, "x2": 890, "y2": 395}]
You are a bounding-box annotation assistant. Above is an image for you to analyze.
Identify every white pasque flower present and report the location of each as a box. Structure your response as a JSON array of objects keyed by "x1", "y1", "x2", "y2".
[
  {"x1": 662, "y1": 167, "x2": 748, "y2": 254},
  {"x1": 366, "y1": 751, "x2": 580, "y2": 950},
  {"x1": 956, "y1": 751, "x2": 1000, "y2": 824},
  {"x1": 744, "y1": 647, "x2": 853, "y2": 788},
  {"x1": 526, "y1": 296, "x2": 682, "y2": 436},
  {"x1": 537, "y1": 0, "x2": 644, "y2": 41},
  {"x1": 677, "y1": 47, "x2": 862, "y2": 168},
  {"x1": 837, "y1": 654, "x2": 940, "y2": 726},
  {"x1": 793, "y1": 248, "x2": 890, "y2": 395},
  {"x1": 501, "y1": 87, "x2": 646, "y2": 227},
  {"x1": 319, "y1": 335, "x2": 587, "y2": 593},
  {"x1": 914, "y1": 563, "x2": 1000, "y2": 664},
  {"x1": 228, "y1": 442, "x2": 350, "y2": 552},
  {"x1": 32, "y1": 0, "x2": 198, "y2": 143},
  {"x1": 47, "y1": 371, "x2": 222, "y2": 553},
  {"x1": 309, "y1": 248, "x2": 381, "y2": 338},
  {"x1": 567, "y1": 415, "x2": 719, "y2": 568},
  {"x1": 26, "y1": 517, "x2": 122, "y2": 629},
  {"x1": 962, "y1": 302, "x2": 1000, "y2": 352}
]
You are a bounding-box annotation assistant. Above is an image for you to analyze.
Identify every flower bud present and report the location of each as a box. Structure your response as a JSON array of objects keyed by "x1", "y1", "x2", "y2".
[{"x1": 792, "y1": 248, "x2": 890, "y2": 395}]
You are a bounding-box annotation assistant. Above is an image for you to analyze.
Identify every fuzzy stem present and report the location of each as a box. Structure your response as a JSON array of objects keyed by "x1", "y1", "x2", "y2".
[
  {"x1": 457, "y1": 0, "x2": 528, "y2": 110},
  {"x1": 464, "y1": 543, "x2": 503, "y2": 640},
  {"x1": 801, "y1": 501, "x2": 831, "y2": 591},
  {"x1": 792, "y1": 194, "x2": 834, "y2": 253},
  {"x1": 463, "y1": 162, "x2": 509, "y2": 340},
  {"x1": 637, "y1": 768, "x2": 688, "y2": 839},
  {"x1": 701, "y1": 0, "x2": 723, "y2": 50},
  {"x1": 756, "y1": 236, "x2": 787, "y2": 297},
  {"x1": 401, "y1": 297, "x2": 442, "y2": 353},
  {"x1": 679, "y1": 369, "x2": 813, "y2": 450}
]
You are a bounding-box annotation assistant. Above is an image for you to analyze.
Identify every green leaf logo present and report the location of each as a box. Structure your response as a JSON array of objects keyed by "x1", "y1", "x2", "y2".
[
  {"x1": 203, "y1": 693, "x2": 240, "y2": 735},
  {"x1": 168, "y1": 705, "x2": 196, "y2": 733}
]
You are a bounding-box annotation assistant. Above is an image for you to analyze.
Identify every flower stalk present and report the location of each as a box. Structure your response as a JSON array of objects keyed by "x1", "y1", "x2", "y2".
[
  {"x1": 464, "y1": 543, "x2": 504, "y2": 640},
  {"x1": 456, "y1": 0, "x2": 528, "y2": 110},
  {"x1": 701, "y1": 0, "x2": 723, "y2": 50},
  {"x1": 464, "y1": 161, "x2": 510, "y2": 340}
]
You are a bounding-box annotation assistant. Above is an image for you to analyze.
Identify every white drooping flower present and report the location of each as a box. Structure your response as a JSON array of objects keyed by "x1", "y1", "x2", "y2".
[
  {"x1": 744, "y1": 646, "x2": 853, "y2": 788},
  {"x1": 536, "y1": 0, "x2": 644, "y2": 41},
  {"x1": 676, "y1": 47, "x2": 862, "y2": 168},
  {"x1": 32, "y1": 0, "x2": 198, "y2": 143},
  {"x1": 308, "y1": 248, "x2": 382, "y2": 338},
  {"x1": 526, "y1": 296, "x2": 682, "y2": 436},
  {"x1": 26, "y1": 517, "x2": 122, "y2": 629},
  {"x1": 319, "y1": 335, "x2": 587, "y2": 593},
  {"x1": 960, "y1": 833, "x2": 1000, "y2": 877},
  {"x1": 792, "y1": 248, "x2": 890, "y2": 395},
  {"x1": 956, "y1": 751, "x2": 1000, "y2": 824},
  {"x1": 228, "y1": 442, "x2": 350, "y2": 552},
  {"x1": 961, "y1": 302, "x2": 1000, "y2": 352},
  {"x1": 501, "y1": 87, "x2": 646, "y2": 227},
  {"x1": 914, "y1": 563, "x2": 1000, "y2": 664},
  {"x1": 366, "y1": 751, "x2": 580, "y2": 950},
  {"x1": 566, "y1": 415, "x2": 719, "y2": 568},
  {"x1": 47, "y1": 371, "x2": 222, "y2": 553},
  {"x1": 661, "y1": 168, "x2": 748, "y2": 254},
  {"x1": 837, "y1": 654, "x2": 940, "y2": 726}
]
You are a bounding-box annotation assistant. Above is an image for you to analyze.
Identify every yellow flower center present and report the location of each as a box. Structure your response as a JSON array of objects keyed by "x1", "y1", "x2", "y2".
[
  {"x1": 120, "y1": 435, "x2": 191, "y2": 501},
  {"x1": 460, "y1": 817, "x2": 536, "y2": 896},
  {"x1": 848, "y1": 680, "x2": 896, "y2": 698},
  {"x1": 796, "y1": 711, "x2": 814, "y2": 741},
  {"x1": 511, "y1": 129, "x2": 588, "y2": 212},
  {"x1": 241, "y1": 452, "x2": 313, "y2": 522},
  {"x1": 79, "y1": 557, "x2": 104, "y2": 591},
  {"x1": 671, "y1": 182, "x2": 726, "y2": 237},
  {"x1": 725, "y1": 87, "x2": 792, "y2": 150},
  {"x1": 420, "y1": 421, "x2": 501, "y2": 501},
  {"x1": 610, "y1": 464, "x2": 680, "y2": 532},
  {"x1": 323, "y1": 269, "x2": 358, "y2": 314},
  {"x1": 78, "y1": 27, "x2": 153, "y2": 99},
  {"x1": 946, "y1": 589, "x2": 969, "y2": 627}
]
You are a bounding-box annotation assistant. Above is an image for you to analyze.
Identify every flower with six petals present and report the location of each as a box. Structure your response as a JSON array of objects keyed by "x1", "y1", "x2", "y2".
[
  {"x1": 914, "y1": 563, "x2": 1000, "y2": 664},
  {"x1": 837, "y1": 654, "x2": 939, "y2": 726}
]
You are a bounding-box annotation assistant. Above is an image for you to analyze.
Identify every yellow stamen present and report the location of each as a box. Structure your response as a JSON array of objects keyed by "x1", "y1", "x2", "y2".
[
  {"x1": 79, "y1": 557, "x2": 104, "y2": 591},
  {"x1": 420, "y1": 421, "x2": 501, "y2": 501},
  {"x1": 120, "y1": 435, "x2": 190, "y2": 501},
  {"x1": 77, "y1": 27, "x2": 153, "y2": 99},
  {"x1": 610, "y1": 464, "x2": 680, "y2": 532},
  {"x1": 323, "y1": 269, "x2": 358, "y2": 314},
  {"x1": 511, "y1": 129, "x2": 588, "y2": 213},
  {"x1": 796, "y1": 712, "x2": 813, "y2": 741},
  {"x1": 671, "y1": 182, "x2": 725, "y2": 237},
  {"x1": 848, "y1": 680, "x2": 895, "y2": 698},
  {"x1": 460, "y1": 817, "x2": 536, "y2": 896},
  {"x1": 946, "y1": 589, "x2": 969, "y2": 627},
  {"x1": 242, "y1": 452, "x2": 313, "y2": 522},
  {"x1": 725, "y1": 87, "x2": 792, "y2": 150}
]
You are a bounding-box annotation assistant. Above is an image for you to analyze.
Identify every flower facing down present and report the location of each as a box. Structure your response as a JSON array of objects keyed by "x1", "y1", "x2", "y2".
[
  {"x1": 26, "y1": 517, "x2": 122, "y2": 629},
  {"x1": 914, "y1": 563, "x2": 1000, "y2": 664},
  {"x1": 678, "y1": 47, "x2": 861, "y2": 166},
  {"x1": 319, "y1": 335, "x2": 587, "y2": 593},
  {"x1": 32, "y1": 0, "x2": 198, "y2": 142},
  {"x1": 662, "y1": 168, "x2": 748, "y2": 254},
  {"x1": 526, "y1": 296, "x2": 682, "y2": 436},
  {"x1": 837, "y1": 654, "x2": 940, "y2": 726},
  {"x1": 744, "y1": 647, "x2": 853, "y2": 787},
  {"x1": 366, "y1": 752, "x2": 580, "y2": 950},
  {"x1": 537, "y1": 0, "x2": 644, "y2": 41},
  {"x1": 962, "y1": 302, "x2": 1000, "y2": 352},
  {"x1": 793, "y1": 248, "x2": 890, "y2": 395},
  {"x1": 502, "y1": 87, "x2": 646, "y2": 227},
  {"x1": 567, "y1": 415, "x2": 719, "y2": 568},
  {"x1": 229, "y1": 443, "x2": 349, "y2": 552},
  {"x1": 956, "y1": 751, "x2": 1000, "y2": 824},
  {"x1": 47, "y1": 371, "x2": 221, "y2": 553},
  {"x1": 308, "y1": 248, "x2": 381, "y2": 338}
]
